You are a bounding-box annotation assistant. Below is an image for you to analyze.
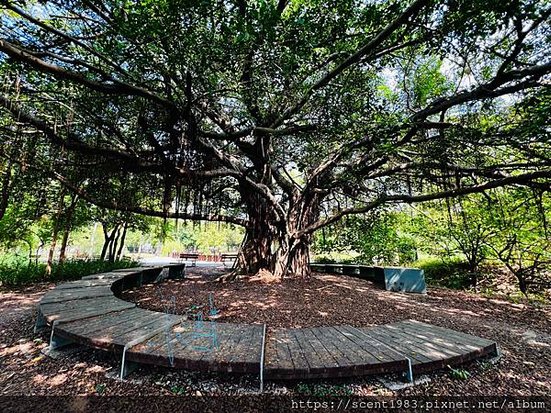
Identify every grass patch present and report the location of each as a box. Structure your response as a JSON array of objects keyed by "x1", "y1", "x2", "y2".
[{"x1": 0, "y1": 257, "x2": 138, "y2": 287}]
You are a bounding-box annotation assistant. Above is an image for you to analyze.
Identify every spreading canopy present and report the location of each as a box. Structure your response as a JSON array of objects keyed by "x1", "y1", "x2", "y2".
[{"x1": 1, "y1": 0, "x2": 550, "y2": 276}]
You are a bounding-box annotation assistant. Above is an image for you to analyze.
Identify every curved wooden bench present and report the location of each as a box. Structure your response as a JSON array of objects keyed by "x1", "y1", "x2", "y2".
[{"x1": 35, "y1": 267, "x2": 498, "y2": 386}]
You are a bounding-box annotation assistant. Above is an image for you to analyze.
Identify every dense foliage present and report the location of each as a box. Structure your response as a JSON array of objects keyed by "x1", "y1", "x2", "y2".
[{"x1": 0, "y1": 256, "x2": 137, "y2": 286}]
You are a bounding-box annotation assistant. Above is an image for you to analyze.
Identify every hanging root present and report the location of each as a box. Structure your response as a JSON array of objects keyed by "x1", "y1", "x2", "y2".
[
  {"x1": 216, "y1": 271, "x2": 243, "y2": 282},
  {"x1": 250, "y1": 268, "x2": 281, "y2": 284}
]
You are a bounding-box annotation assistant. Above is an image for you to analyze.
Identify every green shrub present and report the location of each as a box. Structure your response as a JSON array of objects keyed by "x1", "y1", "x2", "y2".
[
  {"x1": 0, "y1": 257, "x2": 138, "y2": 287},
  {"x1": 313, "y1": 256, "x2": 336, "y2": 264},
  {"x1": 414, "y1": 257, "x2": 472, "y2": 289}
]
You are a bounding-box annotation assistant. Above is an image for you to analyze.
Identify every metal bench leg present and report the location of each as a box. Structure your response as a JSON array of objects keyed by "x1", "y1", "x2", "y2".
[
  {"x1": 120, "y1": 349, "x2": 140, "y2": 379},
  {"x1": 49, "y1": 322, "x2": 74, "y2": 351},
  {"x1": 34, "y1": 308, "x2": 47, "y2": 333},
  {"x1": 404, "y1": 358, "x2": 414, "y2": 383},
  {"x1": 259, "y1": 324, "x2": 267, "y2": 393}
]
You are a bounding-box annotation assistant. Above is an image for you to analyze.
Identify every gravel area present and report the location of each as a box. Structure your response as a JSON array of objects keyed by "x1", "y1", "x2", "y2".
[{"x1": 0, "y1": 267, "x2": 549, "y2": 409}]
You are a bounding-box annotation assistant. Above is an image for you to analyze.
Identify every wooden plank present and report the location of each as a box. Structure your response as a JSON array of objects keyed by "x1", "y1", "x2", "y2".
[
  {"x1": 59, "y1": 308, "x2": 151, "y2": 336},
  {"x1": 310, "y1": 327, "x2": 356, "y2": 369},
  {"x1": 393, "y1": 321, "x2": 498, "y2": 367},
  {"x1": 292, "y1": 328, "x2": 327, "y2": 373},
  {"x1": 225, "y1": 323, "x2": 253, "y2": 371},
  {"x1": 368, "y1": 326, "x2": 446, "y2": 364},
  {"x1": 326, "y1": 326, "x2": 380, "y2": 366},
  {"x1": 102, "y1": 312, "x2": 166, "y2": 340},
  {"x1": 40, "y1": 286, "x2": 114, "y2": 304},
  {"x1": 40, "y1": 296, "x2": 122, "y2": 314},
  {"x1": 77, "y1": 314, "x2": 168, "y2": 349},
  {"x1": 142, "y1": 322, "x2": 262, "y2": 373},
  {"x1": 264, "y1": 329, "x2": 295, "y2": 373},
  {"x1": 402, "y1": 320, "x2": 495, "y2": 346},
  {"x1": 54, "y1": 279, "x2": 114, "y2": 289},
  {"x1": 360, "y1": 326, "x2": 432, "y2": 364},
  {"x1": 301, "y1": 327, "x2": 340, "y2": 371},
  {"x1": 263, "y1": 331, "x2": 283, "y2": 372},
  {"x1": 61, "y1": 311, "x2": 165, "y2": 349},
  {"x1": 138, "y1": 319, "x2": 195, "y2": 355},
  {"x1": 40, "y1": 298, "x2": 134, "y2": 323},
  {"x1": 380, "y1": 325, "x2": 463, "y2": 359},
  {"x1": 225, "y1": 324, "x2": 257, "y2": 371},
  {"x1": 81, "y1": 272, "x2": 125, "y2": 280},
  {"x1": 115, "y1": 314, "x2": 180, "y2": 345},
  {"x1": 394, "y1": 322, "x2": 484, "y2": 354},
  {"x1": 336, "y1": 326, "x2": 400, "y2": 363},
  {"x1": 284, "y1": 329, "x2": 310, "y2": 375},
  {"x1": 337, "y1": 326, "x2": 409, "y2": 375},
  {"x1": 111, "y1": 267, "x2": 150, "y2": 273}
]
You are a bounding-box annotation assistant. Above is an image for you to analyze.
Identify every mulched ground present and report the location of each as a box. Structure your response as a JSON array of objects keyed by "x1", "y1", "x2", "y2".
[{"x1": 0, "y1": 266, "x2": 549, "y2": 407}]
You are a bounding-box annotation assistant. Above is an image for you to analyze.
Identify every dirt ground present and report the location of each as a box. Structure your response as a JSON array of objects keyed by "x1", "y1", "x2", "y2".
[{"x1": 0, "y1": 266, "x2": 549, "y2": 409}]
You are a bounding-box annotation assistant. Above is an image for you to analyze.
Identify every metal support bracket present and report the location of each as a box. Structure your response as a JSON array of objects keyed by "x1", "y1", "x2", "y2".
[
  {"x1": 34, "y1": 307, "x2": 47, "y2": 333},
  {"x1": 119, "y1": 318, "x2": 181, "y2": 380},
  {"x1": 49, "y1": 320, "x2": 75, "y2": 351},
  {"x1": 259, "y1": 323, "x2": 267, "y2": 393},
  {"x1": 404, "y1": 357, "x2": 414, "y2": 383}
]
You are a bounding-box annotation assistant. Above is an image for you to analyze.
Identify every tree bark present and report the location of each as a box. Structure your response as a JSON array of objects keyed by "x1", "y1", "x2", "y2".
[
  {"x1": 116, "y1": 223, "x2": 128, "y2": 260},
  {"x1": 58, "y1": 195, "x2": 78, "y2": 265},
  {"x1": 45, "y1": 191, "x2": 66, "y2": 275},
  {"x1": 228, "y1": 188, "x2": 276, "y2": 279},
  {"x1": 45, "y1": 222, "x2": 60, "y2": 276},
  {"x1": 0, "y1": 158, "x2": 13, "y2": 221},
  {"x1": 109, "y1": 225, "x2": 122, "y2": 262},
  {"x1": 228, "y1": 190, "x2": 319, "y2": 280},
  {"x1": 100, "y1": 223, "x2": 118, "y2": 260}
]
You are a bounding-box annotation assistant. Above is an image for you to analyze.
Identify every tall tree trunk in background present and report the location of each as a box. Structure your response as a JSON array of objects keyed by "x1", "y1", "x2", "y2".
[
  {"x1": 45, "y1": 191, "x2": 66, "y2": 276},
  {"x1": 116, "y1": 223, "x2": 128, "y2": 261},
  {"x1": 0, "y1": 159, "x2": 13, "y2": 221},
  {"x1": 58, "y1": 195, "x2": 78, "y2": 265},
  {"x1": 109, "y1": 225, "x2": 122, "y2": 262},
  {"x1": 100, "y1": 223, "x2": 118, "y2": 261},
  {"x1": 45, "y1": 220, "x2": 60, "y2": 276}
]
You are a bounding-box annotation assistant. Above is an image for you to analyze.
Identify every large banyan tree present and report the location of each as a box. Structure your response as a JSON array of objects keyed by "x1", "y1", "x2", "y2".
[{"x1": 0, "y1": 0, "x2": 550, "y2": 278}]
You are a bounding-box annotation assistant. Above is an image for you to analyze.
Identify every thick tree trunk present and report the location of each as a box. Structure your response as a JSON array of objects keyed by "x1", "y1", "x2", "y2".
[
  {"x1": 272, "y1": 234, "x2": 313, "y2": 278},
  {"x1": 226, "y1": 191, "x2": 318, "y2": 281},
  {"x1": 287, "y1": 238, "x2": 312, "y2": 278},
  {"x1": 234, "y1": 223, "x2": 273, "y2": 274},
  {"x1": 272, "y1": 192, "x2": 319, "y2": 278},
  {"x1": 227, "y1": 189, "x2": 276, "y2": 279}
]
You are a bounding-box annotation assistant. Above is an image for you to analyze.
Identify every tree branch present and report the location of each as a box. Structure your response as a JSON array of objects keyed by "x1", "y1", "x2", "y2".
[
  {"x1": 0, "y1": 39, "x2": 177, "y2": 110},
  {"x1": 271, "y1": 0, "x2": 430, "y2": 127},
  {"x1": 296, "y1": 169, "x2": 551, "y2": 237}
]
